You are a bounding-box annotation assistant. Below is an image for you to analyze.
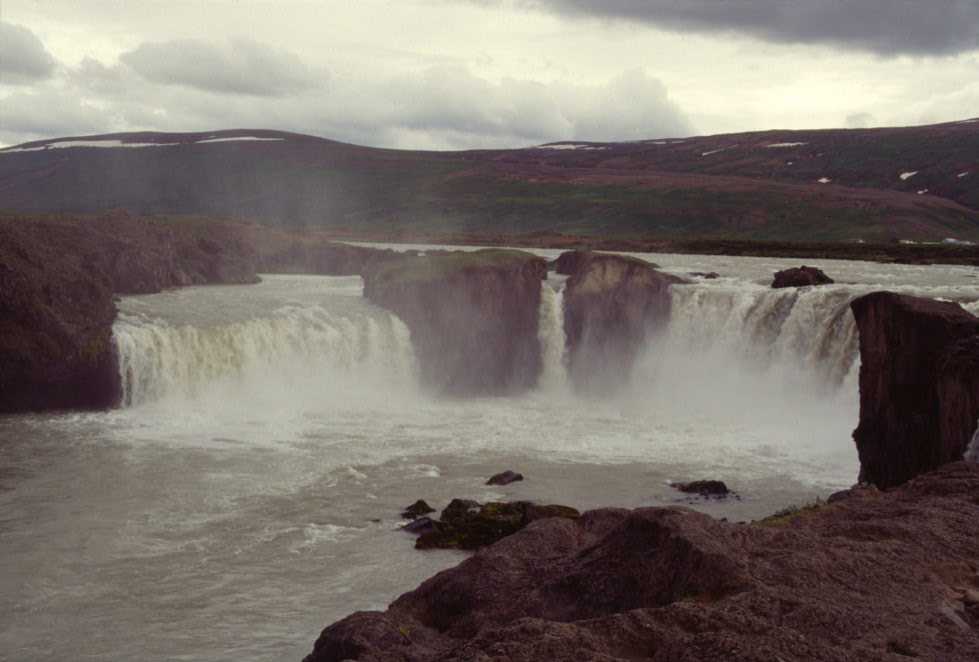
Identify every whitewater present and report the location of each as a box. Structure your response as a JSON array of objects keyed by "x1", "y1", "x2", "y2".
[{"x1": 1, "y1": 248, "x2": 977, "y2": 661}]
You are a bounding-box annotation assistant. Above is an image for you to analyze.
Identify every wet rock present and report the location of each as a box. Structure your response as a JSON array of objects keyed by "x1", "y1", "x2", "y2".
[
  {"x1": 672, "y1": 479, "x2": 730, "y2": 497},
  {"x1": 486, "y1": 470, "x2": 524, "y2": 486},
  {"x1": 401, "y1": 500, "x2": 436, "y2": 520},
  {"x1": 306, "y1": 462, "x2": 979, "y2": 662},
  {"x1": 363, "y1": 249, "x2": 548, "y2": 395},
  {"x1": 771, "y1": 265, "x2": 834, "y2": 288},
  {"x1": 401, "y1": 517, "x2": 436, "y2": 535},
  {"x1": 688, "y1": 271, "x2": 720, "y2": 279},
  {"x1": 562, "y1": 252, "x2": 687, "y2": 393},
  {"x1": 415, "y1": 499, "x2": 579, "y2": 551},
  {"x1": 851, "y1": 292, "x2": 979, "y2": 487}
]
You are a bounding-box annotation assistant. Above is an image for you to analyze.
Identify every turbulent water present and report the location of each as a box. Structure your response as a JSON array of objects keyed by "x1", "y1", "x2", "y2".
[{"x1": 1, "y1": 251, "x2": 977, "y2": 661}]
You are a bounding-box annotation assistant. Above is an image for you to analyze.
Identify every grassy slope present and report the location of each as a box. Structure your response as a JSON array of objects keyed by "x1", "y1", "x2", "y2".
[{"x1": 0, "y1": 121, "x2": 977, "y2": 243}]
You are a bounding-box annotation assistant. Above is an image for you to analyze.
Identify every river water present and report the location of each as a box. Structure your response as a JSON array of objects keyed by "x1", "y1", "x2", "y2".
[{"x1": 1, "y1": 249, "x2": 977, "y2": 661}]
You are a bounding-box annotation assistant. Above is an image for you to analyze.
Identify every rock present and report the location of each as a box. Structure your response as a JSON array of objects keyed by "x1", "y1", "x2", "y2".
[
  {"x1": 306, "y1": 462, "x2": 979, "y2": 662},
  {"x1": 551, "y1": 249, "x2": 592, "y2": 275},
  {"x1": 688, "y1": 271, "x2": 720, "y2": 279},
  {"x1": 401, "y1": 517, "x2": 436, "y2": 535},
  {"x1": 672, "y1": 479, "x2": 730, "y2": 497},
  {"x1": 250, "y1": 229, "x2": 400, "y2": 276},
  {"x1": 486, "y1": 470, "x2": 524, "y2": 486},
  {"x1": 851, "y1": 292, "x2": 979, "y2": 488},
  {"x1": 363, "y1": 249, "x2": 548, "y2": 395},
  {"x1": 401, "y1": 500, "x2": 436, "y2": 520},
  {"x1": 562, "y1": 252, "x2": 687, "y2": 393},
  {"x1": 771, "y1": 265, "x2": 834, "y2": 288},
  {"x1": 415, "y1": 499, "x2": 579, "y2": 551},
  {"x1": 0, "y1": 213, "x2": 260, "y2": 414}
]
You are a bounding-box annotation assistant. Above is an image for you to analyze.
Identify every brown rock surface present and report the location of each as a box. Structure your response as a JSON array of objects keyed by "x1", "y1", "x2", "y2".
[
  {"x1": 562, "y1": 252, "x2": 686, "y2": 393},
  {"x1": 306, "y1": 462, "x2": 979, "y2": 662},
  {"x1": 362, "y1": 249, "x2": 548, "y2": 395},
  {"x1": 0, "y1": 213, "x2": 259, "y2": 413},
  {"x1": 772, "y1": 265, "x2": 835, "y2": 288},
  {"x1": 851, "y1": 292, "x2": 979, "y2": 488}
]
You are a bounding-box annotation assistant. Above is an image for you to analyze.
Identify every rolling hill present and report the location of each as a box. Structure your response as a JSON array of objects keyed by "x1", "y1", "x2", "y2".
[{"x1": 1, "y1": 120, "x2": 977, "y2": 243}]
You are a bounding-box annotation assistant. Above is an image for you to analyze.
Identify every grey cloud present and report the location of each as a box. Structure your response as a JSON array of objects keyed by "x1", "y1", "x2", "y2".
[
  {"x1": 119, "y1": 37, "x2": 317, "y2": 96},
  {"x1": 0, "y1": 22, "x2": 58, "y2": 84},
  {"x1": 513, "y1": 1, "x2": 979, "y2": 56},
  {"x1": 0, "y1": 89, "x2": 110, "y2": 144}
]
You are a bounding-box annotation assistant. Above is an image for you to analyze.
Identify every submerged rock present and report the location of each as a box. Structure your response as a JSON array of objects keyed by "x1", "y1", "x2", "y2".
[
  {"x1": 401, "y1": 517, "x2": 436, "y2": 535},
  {"x1": 414, "y1": 498, "x2": 579, "y2": 550},
  {"x1": 363, "y1": 249, "x2": 548, "y2": 395},
  {"x1": 486, "y1": 470, "x2": 524, "y2": 486},
  {"x1": 771, "y1": 265, "x2": 834, "y2": 288},
  {"x1": 562, "y1": 252, "x2": 686, "y2": 393},
  {"x1": 672, "y1": 479, "x2": 730, "y2": 497},
  {"x1": 688, "y1": 271, "x2": 720, "y2": 279},
  {"x1": 306, "y1": 462, "x2": 979, "y2": 662},
  {"x1": 401, "y1": 500, "x2": 436, "y2": 520},
  {"x1": 851, "y1": 292, "x2": 979, "y2": 487}
]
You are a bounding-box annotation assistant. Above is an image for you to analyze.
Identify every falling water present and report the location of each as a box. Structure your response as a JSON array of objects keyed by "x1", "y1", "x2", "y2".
[{"x1": 537, "y1": 280, "x2": 568, "y2": 391}]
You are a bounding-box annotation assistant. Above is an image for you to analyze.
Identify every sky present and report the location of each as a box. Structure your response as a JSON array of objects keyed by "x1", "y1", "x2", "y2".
[{"x1": 1, "y1": 0, "x2": 978, "y2": 149}]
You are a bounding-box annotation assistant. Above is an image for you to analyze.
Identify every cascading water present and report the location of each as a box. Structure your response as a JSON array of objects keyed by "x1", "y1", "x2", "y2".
[{"x1": 537, "y1": 280, "x2": 568, "y2": 391}]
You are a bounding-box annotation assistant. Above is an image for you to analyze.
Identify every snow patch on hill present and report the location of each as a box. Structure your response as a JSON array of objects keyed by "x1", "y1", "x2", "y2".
[
  {"x1": 817, "y1": 177, "x2": 832, "y2": 184},
  {"x1": 195, "y1": 137, "x2": 285, "y2": 144},
  {"x1": 2, "y1": 139, "x2": 179, "y2": 153},
  {"x1": 766, "y1": 142, "x2": 808, "y2": 148},
  {"x1": 534, "y1": 143, "x2": 607, "y2": 151},
  {"x1": 958, "y1": 171, "x2": 970, "y2": 178},
  {"x1": 899, "y1": 171, "x2": 918, "y2": 180}
]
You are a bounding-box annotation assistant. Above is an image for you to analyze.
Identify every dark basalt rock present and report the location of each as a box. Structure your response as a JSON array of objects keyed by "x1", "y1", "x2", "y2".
[
  {"x1": 401, "y1": 517, "x2": 436, "y2": 535},
  {"x1": 672, "y1": 479, "x2": 730, "y2": 497},
  {"x1": 688, "y1": 271, "x2": 720, "y2": 279},
  {"x1": 306, "y1": 462, "x2": 979, "y2": 662},
  {"x1": 771, "y1": 265, "x2": 834, "y2": 288},
  {"x1": 401, "y1": 500, "x2": 436, "y2": 520},
  {"x1": 851, "y1": 292, "x2": 979, "y2": 488},
  {"x1": 486, "y1": 470, "x2": 524, "y2": 486},
  {"x1": 562, "y1": 252, "x2": 687, "y2": 393},
  {"x1": 415, "y1": 498, "x2": 579, "y2": 551},
  {"x1": 363, "y1": 249, "x2": 548, "y2": 395}
]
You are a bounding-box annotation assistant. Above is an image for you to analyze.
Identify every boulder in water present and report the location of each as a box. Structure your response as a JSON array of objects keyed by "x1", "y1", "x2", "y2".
[
  {"x1": 851, "y1": 292, "x2": 979, "y2": 487},
  {"x1": 486, "y1": 470, "x2": 524, "y2": 486},
  {"x1": 415, "y1": 498, "x2": 579, "y2": 550},
  {"x1": 363, "y1": 249, "x2": 548, "y2": 395},
  {"x1": 562, "y1": 252, "x2": 687, "y2": 393},
  {"x1": 401, "y1": 517, "x2": 437, "y2": 535},
  {"x1": 772, "y1": 265, "x2": 834, "y2": 288},
  {"x1": 401, "y1": 500, "x2": 436, "y2": 520},
  {"x1": 688, "y1": 271, "x2": 720, "y2": 279},
  {"x1": 672, "y1": 479, "x2": 730, "y2": 497}
]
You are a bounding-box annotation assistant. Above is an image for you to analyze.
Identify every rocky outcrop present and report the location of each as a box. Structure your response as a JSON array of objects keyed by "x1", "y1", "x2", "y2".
[
  {"x1": 0, "y1": 213, "x2": 260, "y2": 413},
  {"x1": 363, "y1": 249, "x2": 548, "y2": 395},
  {"x1": 771, "y1": 265, "x2": 834, "y2": 288},
  {"x1": 410, "y1": 498, "x2": 580, "y2": 550},
  {"x1": 672, "y1": 479, "x2": 730, "y2": 497},
  {"x1": 306, "y1": 462, "x2": 979, "y2": 662},
  {"x1": 561, "y1": 252, "x2": 686, "y2": 393},
  {"x1": 851, "y1": 292, "x2": 979, "y2": 488},
  {"x1": 248, "y1": 227, "x2": 399, "y2": 276}
]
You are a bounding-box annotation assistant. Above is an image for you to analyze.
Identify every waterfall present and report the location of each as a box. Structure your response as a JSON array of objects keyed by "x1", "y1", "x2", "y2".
[
  {"x1": 114, "y1": 305, "x2": 417, "y2": 407},
  {"x1": 658, "y1": 283, "x2": 860, "y2": 390},
  {"x1": 538, "y1": 281, "x2": 568, "y2": 391},
  {"x1": 966, "y1": 424, "x2": 979, "y2": 463}
]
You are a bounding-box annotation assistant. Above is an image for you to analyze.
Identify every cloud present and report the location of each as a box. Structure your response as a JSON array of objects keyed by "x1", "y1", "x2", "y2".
[
  {"x1": 0, "y1": 89, "x2": 110, "y2": 144},
  {"x1": 0, "y1": 22, "x2": 57, "y2": 84},
  {"x1": 511, "y1": 0, "x2": 979, "y2": 56},
  {"x1": 845, "y1": 112, "x2": 875, "y2": 129},
  {"x1": 119, "y1": 37, "x2": 317, "y2": 96}
]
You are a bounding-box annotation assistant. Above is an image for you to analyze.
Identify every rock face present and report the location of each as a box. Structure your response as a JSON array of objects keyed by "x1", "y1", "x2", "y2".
[
  {"x1": 306, "y1": 462, "x2": 979, "y2": 662},
  {"x1": 851, "y1": 292, "x2": 979, "y2": 488},
  {"x1": 413, "y1": 498, "x2": 580, "y2": 551},
  {"x1": 771, "y1": 265, "x2": 834, "y2": 288},
  {"x1": 249, "y1": 227, "x2": 399, "y2": 276},
  {"x1": 401, "y1": 500, "x2": 435, "y2": 520},
  {"x1": 560, "y1": 252, "x2": 686, "y2": 393},
  {"x1": 363, "y1": 249, "x2": 548, "y2": 395},
  {"x1": 0, "y1": 214, "x2": 259, "y2": 413}
]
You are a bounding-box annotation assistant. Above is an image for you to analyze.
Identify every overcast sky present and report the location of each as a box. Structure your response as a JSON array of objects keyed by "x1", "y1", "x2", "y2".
[{"x1": 1, "y1": 0, "x2": 978, "y2": 149}]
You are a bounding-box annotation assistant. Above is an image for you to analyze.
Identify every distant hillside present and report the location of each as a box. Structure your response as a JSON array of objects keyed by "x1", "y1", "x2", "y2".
[{"x1": 1, "y1": 121, "x2": 977, "y2": 243}]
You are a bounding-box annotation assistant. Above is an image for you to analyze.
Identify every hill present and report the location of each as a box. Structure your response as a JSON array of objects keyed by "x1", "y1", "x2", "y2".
[{"x1": 1, "y1": 120, "x2": 977, "y2": 243}]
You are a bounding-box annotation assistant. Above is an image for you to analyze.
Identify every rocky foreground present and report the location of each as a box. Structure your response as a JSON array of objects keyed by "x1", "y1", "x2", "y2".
[{"x1": 306, "y1": 462, "x2": 979, "y2": 662}]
